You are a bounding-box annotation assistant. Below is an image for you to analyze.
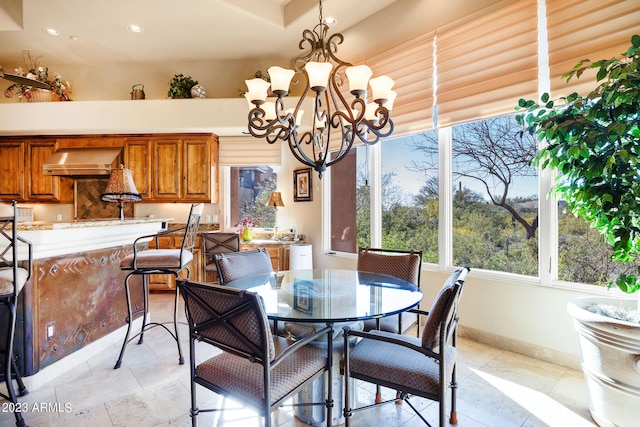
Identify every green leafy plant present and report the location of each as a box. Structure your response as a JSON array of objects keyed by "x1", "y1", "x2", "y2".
[
  {"x1": 167, "y1": 74, "x2": 198, "y2": 98},
  {"x1": 516, "y1": 34, "x2": 640, "y2": 293}
]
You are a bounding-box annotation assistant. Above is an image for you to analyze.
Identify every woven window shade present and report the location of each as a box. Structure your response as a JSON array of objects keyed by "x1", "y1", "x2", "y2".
[
  {"x1": 218, "y1": 136, "x2": 282, "y2": 166},
  {"x1": 436, "y1": 0, "x2": 538, "y2": 128},
  {"x1": 547, "y1": 0, "x2": 640, "y2": 98},
  {"x1": 365, "y1": 32, "x2": 435, "y2": 136},
  {"x1": 328, "y1": 31, "x2": 435, "y2": 152}
]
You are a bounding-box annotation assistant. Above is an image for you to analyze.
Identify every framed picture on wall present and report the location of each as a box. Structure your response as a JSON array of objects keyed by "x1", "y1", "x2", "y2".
[{"x1": 294, "y1": 168, "x2": 312, "y2": 202}]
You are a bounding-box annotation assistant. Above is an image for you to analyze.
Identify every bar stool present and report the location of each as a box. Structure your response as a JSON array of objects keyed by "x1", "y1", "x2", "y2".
[
  {"x1": 114, "y1": 203, "x2": 203, "y2": 369},
  {"x1": 0, "y1": 201, "x2": 32, "y2": 427}
]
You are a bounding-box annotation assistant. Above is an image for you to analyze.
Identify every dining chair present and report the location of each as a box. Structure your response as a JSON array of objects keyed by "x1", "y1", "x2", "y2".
[
  {"x1": 0, "y1": 201, "x2": 32, "y2": 427},
  {"x1": 177, "y1": 279, "x2": 334, "y2": 427},
  {"x1": 214, "y1": 248, "x2": 273, "y2": 286},
  {"x1": 201, "y1": 232, "x2": 240, "y2": 283},
  {"x1": 342, "y1": 267, "x2": 470, "y2": 427},
  {"x1": 357, "y1": 247, "x2": 423, "y2": 335},
  {"x1": 113, "y1": 203, "x2": 203, "y2": 369}
]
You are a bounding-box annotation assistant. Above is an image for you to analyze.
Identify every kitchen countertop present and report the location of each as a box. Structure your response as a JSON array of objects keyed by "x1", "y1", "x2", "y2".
[{"x1": 16, "y1": 217, "x2": 174, "y2": 231}]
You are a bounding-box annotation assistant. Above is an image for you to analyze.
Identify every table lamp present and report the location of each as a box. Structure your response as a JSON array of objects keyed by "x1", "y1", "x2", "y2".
[
  {"x1": 267, "y1": 191, "x2": 284, "y2": 208},
  {"x1": 101, "y1": 164, "x2": 142, "y2": 220}
]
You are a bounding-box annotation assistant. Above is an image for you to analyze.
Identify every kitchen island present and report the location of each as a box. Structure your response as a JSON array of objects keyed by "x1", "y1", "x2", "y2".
[{"x1": 7, "y1": 217, "x2": 171, "y2": 389}]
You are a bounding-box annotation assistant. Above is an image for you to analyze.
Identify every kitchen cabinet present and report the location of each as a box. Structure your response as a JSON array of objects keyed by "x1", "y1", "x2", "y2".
[
  {"x1": 26, "y1": 140, "x2": 73, "y2": 202},
  {"x1": 0, "y1": 133, "x2": 218, "y2": 204},
  {"x1": 0, "y1": 142, "x2": 25, "y2": 200},
  {"x1": 0, "y1": 138, "x2": 72, "y2": 203},
  {"x1": 147, "y1": 234, "x2": 202, "y2": 291},
  {"x1": 240, "y1": 243, "x2": 289, "y2": 271},
  {"x1": 123, "y1": 139, "x2": 152, "y2": 198},
  {"x1": 125, "y1": 135, "x2": 218, "y2": 203}
]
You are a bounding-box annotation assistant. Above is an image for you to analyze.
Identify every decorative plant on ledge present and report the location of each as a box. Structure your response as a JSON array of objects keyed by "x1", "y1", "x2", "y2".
[
  {"x1": 3, "y1": 50, "x2": 72, "y2": 101},
  {"x1": 516, "y1": 34, "x2": 640, "y2": 295},
  {"x1": 167, "y1": 74, "x2": 198, "y2": 98}
]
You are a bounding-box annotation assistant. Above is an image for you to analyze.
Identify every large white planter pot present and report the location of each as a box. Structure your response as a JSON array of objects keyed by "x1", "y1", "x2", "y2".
[{"x1": 568, "y1": 297, "x2": 640, "y2": 427}]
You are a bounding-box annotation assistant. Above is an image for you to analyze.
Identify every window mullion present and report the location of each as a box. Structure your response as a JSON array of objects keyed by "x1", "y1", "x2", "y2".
[
  {"x1": 370, "y1": 143, "x2": 382, "y2": 248},
  {"x1": 438, "y1": 127, "x2": 453, "y2": 268}
]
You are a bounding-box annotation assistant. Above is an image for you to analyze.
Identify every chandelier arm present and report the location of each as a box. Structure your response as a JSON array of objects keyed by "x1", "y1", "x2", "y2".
[{"x1": 288, "y1": 131, "x2": 319, "y2": 170}]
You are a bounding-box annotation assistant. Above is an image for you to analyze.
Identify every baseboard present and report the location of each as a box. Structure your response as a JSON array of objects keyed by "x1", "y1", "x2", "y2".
[
  {"x1": 458, "y1": 325, "x2": 581, "y2": 371},
  {"x1": 22, "y1": 317, "x2": 143, "y2": 391}
]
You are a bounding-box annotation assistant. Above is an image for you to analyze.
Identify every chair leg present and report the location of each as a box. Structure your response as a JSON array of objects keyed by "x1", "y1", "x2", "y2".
[
  {"x1": 11, "y1": 357, "x2": 28, "y2": 396},
  {"x1": 137, "y1": 275, "x2": 150, "y2": 344},
  {"x1": 114, "y1": 272, "x2": 136, "y2": 369},
  {"x1": 449, "y1": 363, "x2": 458, "y2": 424},
  {"x1": 3, "y1": 301, "x2": 28, "y2": 427},
  {"x1": 172, "y1": 276, "x2": 184, "y2": 365}
]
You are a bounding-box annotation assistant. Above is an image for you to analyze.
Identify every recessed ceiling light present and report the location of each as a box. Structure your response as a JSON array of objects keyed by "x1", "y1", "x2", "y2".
[
  {"x1": 324, "y1": 17, "x2": 337, "y2": 26},
  {"x1": 127, "y1": 24, "x2": 143, "y2": 33},
  {"x1": 69, "y1": 35, "x2": 79, "y2": 41},
  {"x1": 44, "y1": 28, "x2": 61, "y2": 36}
]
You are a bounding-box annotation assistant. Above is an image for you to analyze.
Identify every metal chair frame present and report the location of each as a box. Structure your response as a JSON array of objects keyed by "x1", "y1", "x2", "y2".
[
  {"x1": 357, "y1": 247, "x2": 423, "y2": 336},
  {"x1": 0, "y1": 201, "x2": 32, "y2": 427},
  {"x1": 201, "y1": 232, "x2": 240, "y2": 282},
  {"x1": 114, "y1": 203, "x2": 203, "y2": 369},
  {"x1": 178, "y1": 279, "x2": 334, "y2": 427},
  {"x1": 342, "y1": 267, "x2": 469, "y2": 427}
]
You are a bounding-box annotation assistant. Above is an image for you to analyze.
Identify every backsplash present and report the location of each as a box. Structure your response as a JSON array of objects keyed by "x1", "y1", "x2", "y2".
[{"x1": 74, "y1": 178, "x2": 133, "y2": 219}]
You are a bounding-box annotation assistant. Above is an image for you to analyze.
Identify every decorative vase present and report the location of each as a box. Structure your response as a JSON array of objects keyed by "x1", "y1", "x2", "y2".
[
  {"x1": 567, "y1": 297, "x2": 640, "y2": 427},
  {"x1": 190, "y1": 84, "x2": 206, "y2": 99},
  {"x1": 241, "y1": 227, "x2": 253, "y2": 241}
]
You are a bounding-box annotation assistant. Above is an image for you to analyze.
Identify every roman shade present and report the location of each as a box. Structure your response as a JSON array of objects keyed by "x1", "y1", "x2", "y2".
[
  {"x1": 365, "y1": 32, "x2": 435, "y2": 136},
  {"x1": 547, "y1": 0, "x2": 640, "y2": 98},
  {"x1": 435, "y1": 0, "x2": 538, "y2": 127},
  {"x1": 218, "y1": 136, "x2": 282, "y2": 166}
]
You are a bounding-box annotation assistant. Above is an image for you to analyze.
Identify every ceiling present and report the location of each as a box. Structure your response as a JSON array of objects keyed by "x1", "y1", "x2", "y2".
[{"x1": 0, "y1": 0, "x2": 399, "y2": 65}]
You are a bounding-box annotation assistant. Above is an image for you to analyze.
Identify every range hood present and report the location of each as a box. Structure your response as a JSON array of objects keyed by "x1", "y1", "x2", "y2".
[{"x1": 43, "y1": 148, "x2": 122, "y2": 176}]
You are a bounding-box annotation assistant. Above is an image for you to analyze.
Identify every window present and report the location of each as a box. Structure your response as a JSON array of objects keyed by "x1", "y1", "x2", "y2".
[
  {"x1": 229, "y1": 166, "x2": 277, "y2": 229},
  {"x1": 382, "y1": 133, "x2": 439, "y2": 262},
  {"x1": 450, "y1": 115, "x2": 539, "y2": 276}
]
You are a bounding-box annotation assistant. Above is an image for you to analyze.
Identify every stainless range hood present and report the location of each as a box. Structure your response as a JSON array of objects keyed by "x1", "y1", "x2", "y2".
[{"x1": 43, "y1": 148, "x2": 122, "y2": 176}]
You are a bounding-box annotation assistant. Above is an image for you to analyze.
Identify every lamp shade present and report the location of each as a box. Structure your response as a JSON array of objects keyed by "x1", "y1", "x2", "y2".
[
  {"x1": 346, "y1": 65, "x2": 373, "y2": 95},
  {"x1": 369, "y1": 75, "x2": 395, "y2": 103},
  {"x1": 268, "y1": 66, "x2": 295, "y2": 94},
  {"x1": 245, "y1": 78, "x2": 271, "y2": 103},
  {"x1": 305, "y1": 62, "x2": 333, "y2": 92},
  {"x1": 267, "y1": 191, "x2": 285, "y2": 207},
  {"x1": 100, "y1": 164, "x2": 142, "y2": 219}
]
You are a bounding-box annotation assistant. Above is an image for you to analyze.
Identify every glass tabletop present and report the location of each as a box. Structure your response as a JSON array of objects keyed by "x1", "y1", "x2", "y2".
[{"x1": 227, "y1": 269, "x2": 423, "y2": 323}]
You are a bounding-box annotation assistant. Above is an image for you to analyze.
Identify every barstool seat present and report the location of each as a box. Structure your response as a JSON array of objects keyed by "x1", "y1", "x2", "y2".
[
  {"x1": 113, "y1": 203, "x2": 203, "y2": 369},
  {"x1": 0, "y1": 201, "x2": 32, "y2": 427}
]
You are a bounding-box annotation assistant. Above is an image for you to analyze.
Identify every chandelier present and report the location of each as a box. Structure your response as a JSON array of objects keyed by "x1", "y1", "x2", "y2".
[{"x1": 245, "y1": 0, "x2": 395, "y2": 177}]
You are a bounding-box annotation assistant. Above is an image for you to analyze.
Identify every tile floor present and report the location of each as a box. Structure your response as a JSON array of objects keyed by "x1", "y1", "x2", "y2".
[{"x1": 0, "y1": 293, "x2": 596, "y2": 427}]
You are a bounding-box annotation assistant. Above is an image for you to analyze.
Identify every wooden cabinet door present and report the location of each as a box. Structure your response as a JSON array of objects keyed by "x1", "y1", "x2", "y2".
[
  {"x1": 0, "y1": 142, "x2": 25, "y2": 200},
  {"x1": 182, "y1": 138, "x2": 210, "y2": 200},
  {"x1": 25, "y1": 140, "x2": 72, "y2": 202},
  {"x1": 26, "y1": 140, "x2": 59, "y2": 200},
  {"x1": 124, "y1": 139, "x2": 151, "y2": 198},
  {"x1": 153, "y1": 139, "x2": 181, "y2": 199}
]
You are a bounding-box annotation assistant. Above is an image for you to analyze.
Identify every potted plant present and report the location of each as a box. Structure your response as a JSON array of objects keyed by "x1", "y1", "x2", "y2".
[
  {"x1": 517, "y1": 34, "x2": 640, "y2": 427},
  {"x1": 167, "y1": 74, "x2": 198, "y2": 98},
  {"x1": 3, "y1": 51, "x2": 72, "y2": 101}
]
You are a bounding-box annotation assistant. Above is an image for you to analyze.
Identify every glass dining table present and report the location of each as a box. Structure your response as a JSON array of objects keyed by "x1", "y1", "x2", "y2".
[
  {"x1": 227, "y1": 268, "x2": 423, "y2": 324},
  {"x1": 227, "y1": 268, "x2": 423, "y2": 426}
]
